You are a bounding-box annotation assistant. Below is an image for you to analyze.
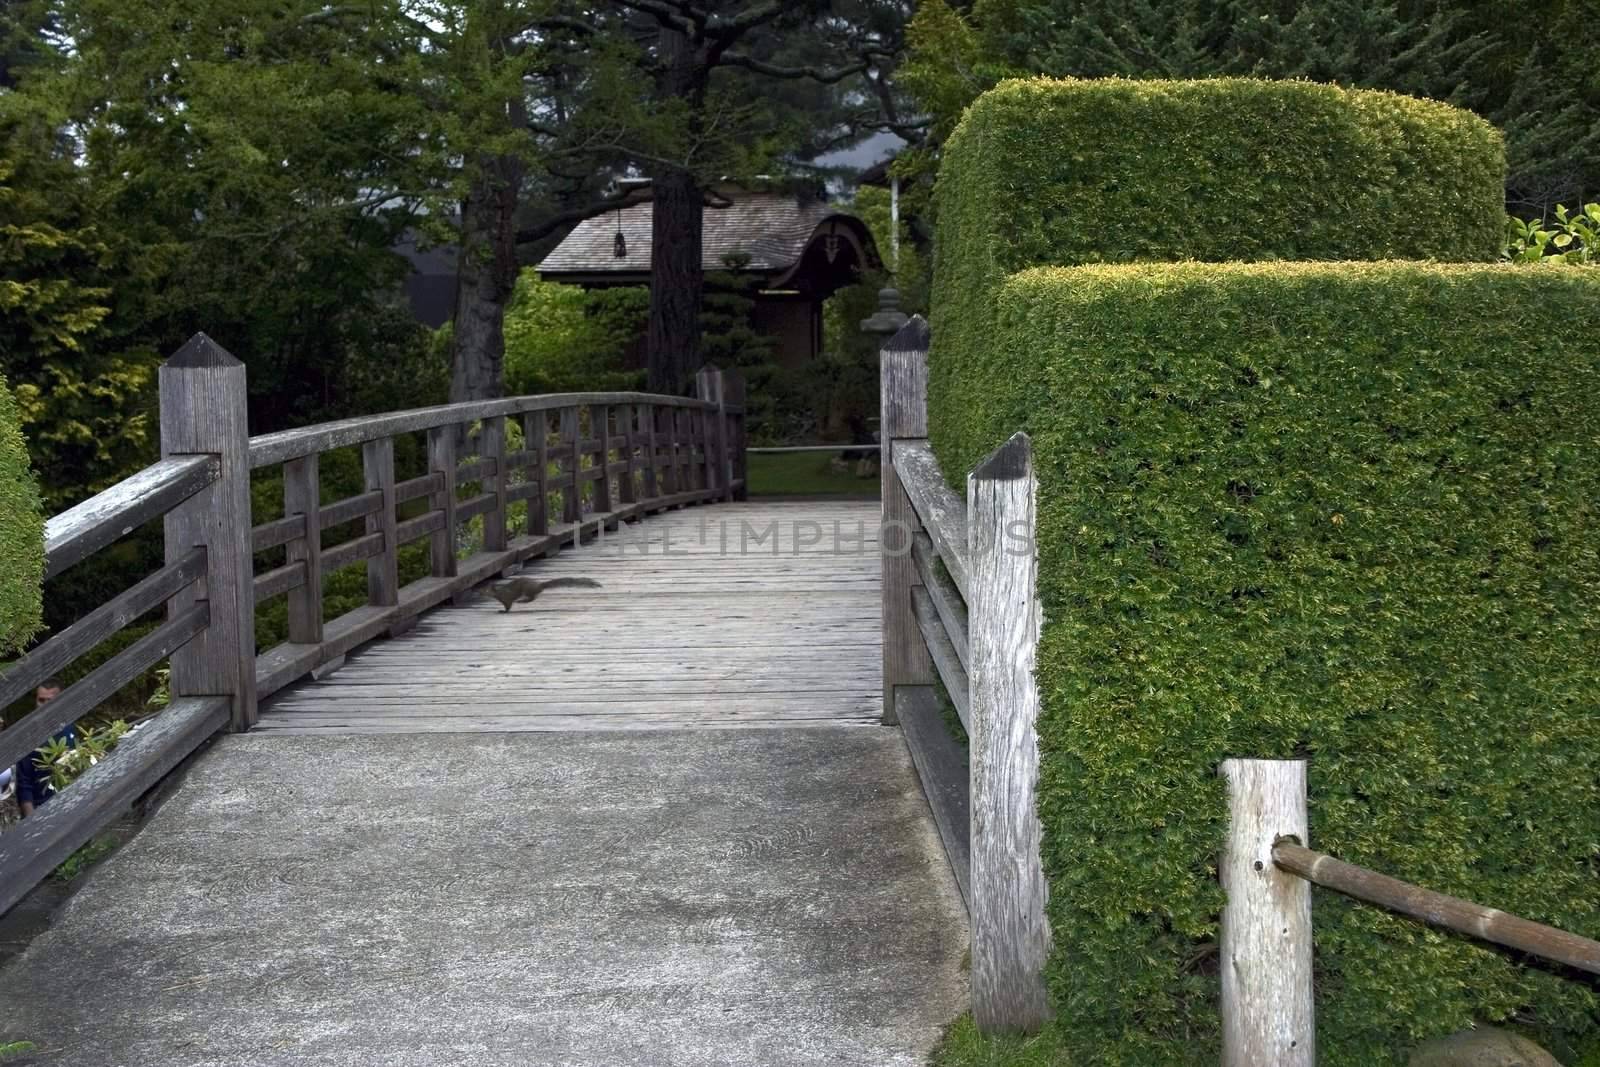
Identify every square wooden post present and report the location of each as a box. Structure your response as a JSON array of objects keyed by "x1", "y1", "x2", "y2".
[
  {"x1": 283, "y1": 454, "x2": 322, "y2": 645},
  {"x1": 159, "y1": 333, "x2": 258, "y2": 732},
  {"x1": 880, "y1": 316, "x2": 935, "y2": 723},
  {"x1": 967, "y1": 430, "x2": 1052, "y2": 1033},
  {"x1": 1220, "y1": 759, "x2": 1314, "y2": 1067}
]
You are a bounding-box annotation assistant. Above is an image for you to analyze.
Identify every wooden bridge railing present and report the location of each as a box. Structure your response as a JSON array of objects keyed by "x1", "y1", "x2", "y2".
[
  {"x1": 0, "y1": 332, "x2": 744, "y2": 915},
  {"x1": 878, "y1": 315, "x2": 1052, "y2": 1034},
  {"x1": 245, "y1": 360, "x2": 745, "y2": 706}
]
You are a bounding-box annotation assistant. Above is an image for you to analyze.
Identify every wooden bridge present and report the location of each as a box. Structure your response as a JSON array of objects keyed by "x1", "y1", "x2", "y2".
[{"x1": 0, "y1": 331, "x2": 1009, "y2": 1065}]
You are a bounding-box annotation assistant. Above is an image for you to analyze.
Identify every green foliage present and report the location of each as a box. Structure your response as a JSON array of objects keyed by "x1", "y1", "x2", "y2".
[
  {"x1": 0, "y1": 108, "x2": 161, "y2": 511},
  {"x1": 931, "y1": 260, "x2": 1600, "y2": 1064},
  {"x1": 931, "y1": 77, "x2": 1506, "y2": 481},
  {"x1": 34, "y1": 719, "x2": 130, "y2": 797},
  {"x1": 904, "y1": 0, "x2": 1600, "y2": 213},
  {"x1": 1506, "y1": 203, "x2": 1600, "y2": 264},
  {"x1": 503, "y1": 271, "x2": 648, "y2": 395},
  {"x1": 0, "y1": 373, "x2": 44, "y2": 657}
]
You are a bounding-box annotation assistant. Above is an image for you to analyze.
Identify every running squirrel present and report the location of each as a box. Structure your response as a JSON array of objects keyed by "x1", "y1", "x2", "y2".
[{"x1": 483, "y1": 576, "x2": 601, "y2": 611}]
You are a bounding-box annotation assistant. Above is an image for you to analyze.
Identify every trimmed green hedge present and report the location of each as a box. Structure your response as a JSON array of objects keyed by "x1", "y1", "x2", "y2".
[
  {"x1": 930, "y1": 77, "x2": 1506, "y2": 475},
  {"x1": 941, "y1": 260, "x2": 1600, "y2": 1063},
  {"x1": 0, "y1": 374, "x2": 44, "y2": 657}
]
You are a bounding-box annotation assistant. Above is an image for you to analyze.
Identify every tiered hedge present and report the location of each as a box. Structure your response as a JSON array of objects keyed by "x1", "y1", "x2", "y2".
[
  {"x1": 930, "y1": 77, "x2": 1505, "y2": 477},
  {"x1": 967, "y1": 261, "x2": 1600, "y2": 1062},
  {"x1": 927, "y1": 78, "x2": 1599, "y2": 1064},
  {"x1": 0, "y1": 373, "x2": 44, "y2": 656}
]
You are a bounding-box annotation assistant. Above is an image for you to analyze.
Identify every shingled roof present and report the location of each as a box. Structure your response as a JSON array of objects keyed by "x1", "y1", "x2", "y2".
[{"x1": 538, "y1": 190, "x2": 878, "y2": 279}]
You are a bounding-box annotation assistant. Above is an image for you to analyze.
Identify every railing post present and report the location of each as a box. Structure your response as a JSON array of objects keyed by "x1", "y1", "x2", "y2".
[
  {"x1": 594, "y1": 405, "x2": 615, "y2": 523},
  {"x1": 283, "y1": 454, "x2": 322, "y2": 645},
  {"x1": 641, "y1": 403, "x2": 660, "y2": 502},
  {"x1": 619, "y1": 404, "x2": 639, "y2": 509},
  {"x1": 561, "y1": 406, "x2": 582, "y2": 524},
  {"x1": 482, "y1": 415, "x2": 508, "y2": 554},
  {"x1": 363, "y1": 436, "x2": 406, "y2": 634},
  {"x1": 880, "y1": 316, "x2": 935, "y2": 723},
  {"x1": 1220, "y1": 759, "x2": 1314, "y2": 1067},
  {"x1": 525, "y1": 410, "x2": 550, "y2": 539},
  {"x1": 695, "y1": 364, "x2": 732, "y2": 502},
  {"x1": 724, "y1": 369, "x2": 746, "y2": 501},
  {"x1": 427, "y1": 424, "x2": 458, "y2": 581},
  {"x1": 967, "y1": 430, "x2": 1052, "y2": 1032},
  {"x1": 159, "y1": 333, "x2": 257, "y2": 732}
]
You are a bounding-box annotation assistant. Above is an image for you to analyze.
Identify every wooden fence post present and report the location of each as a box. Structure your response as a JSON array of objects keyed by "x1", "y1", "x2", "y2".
[
  {"x1": 1219, "y1": 759, "x2": 1314, "y2": 1067},
  {"x1": 967, "y1": 430, "x2": 1052, "y2": 1032},
  {"x1": 880, "y1": 316, "x2": 935, "y2": 724},
  {"x1": 427, "y1": 424, "x2": 458, "y2": 581},
  {"x1": 160, "y1": 333, "x2": 258, "y2": 732},
  {"x1": 697, "y1": 364, "x2": 740, "y2": 502},
  {"x1": 481, "y1": 415, "x2": 508, "y2": 554},
  {"x1": 724, "y1": 369, "x2": 746, "y2": 501}
]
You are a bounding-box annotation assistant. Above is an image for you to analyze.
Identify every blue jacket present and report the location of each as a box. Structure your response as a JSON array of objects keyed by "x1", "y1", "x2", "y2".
[{"x1": 15, "y1": 725, "x2": 77, "y2": 809}]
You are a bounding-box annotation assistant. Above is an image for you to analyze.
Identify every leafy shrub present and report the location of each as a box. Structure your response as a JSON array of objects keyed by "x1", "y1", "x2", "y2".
[
  {"x1": 34, "y1": 720, "x2": 131, "y2": 797},
  {"x1": 1506, "y1": 203, "x2": 1599, "y2": 264},
  {"x1": 935, "y1": 260, "x2": 1600, "y2": 1063},
  {"x1": 0, "y1": 374, "x2": 44, "y2": 656},
  {"x1": 503, "y1": 271, "x2": 647, "y2": 395},
  {"x1": 930, "y1": 77, "x2": 1506, "y2": 479}
]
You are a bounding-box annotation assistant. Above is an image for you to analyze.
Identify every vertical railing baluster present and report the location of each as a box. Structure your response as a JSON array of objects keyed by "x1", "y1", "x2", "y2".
[
  {"x1": 595, "y1": 404, "x2": 614, "y2": 520},
  {"x1": 642, "y1": 403, "x2": 660, "y2": 504},
  {"x1": 363, "y1": 437, "x2": 400, "y2": 622},
  {"x1": 561, "y1": 405, "x2": 581, "y2": 525},
  {"x1": 482, "y1": 415, "x2": 508, "y2": 554},
  {"x1": 284, "y1": 454, "x2": 322, "y2": 646},
  {"x1": 427, "y1": 425, "x2": 458, "y2": 582},
  {"x1": 526, "y1": 410, "x2": 549, "y2": 540}
]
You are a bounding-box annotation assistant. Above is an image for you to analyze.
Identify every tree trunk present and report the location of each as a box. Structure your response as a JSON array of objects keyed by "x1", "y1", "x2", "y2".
[
  {"x1": 647, "y1": 168, "x2": 703, "y2": 393},
  {"x1": 646, "y1": 28, "x2": 707, "y2": 395},
  {"x1": 449, "y1": 152, "x2": 525, "y2": 403}
]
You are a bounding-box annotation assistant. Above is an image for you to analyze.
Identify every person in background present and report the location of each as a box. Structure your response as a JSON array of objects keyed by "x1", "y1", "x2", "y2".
[{"x1": 15, "y1": 678, "x2": 74, "y2": 818}]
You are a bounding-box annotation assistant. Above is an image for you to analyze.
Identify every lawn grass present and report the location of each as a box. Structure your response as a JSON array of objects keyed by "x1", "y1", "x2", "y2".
[{"x1": 746, "y1": 450, "x2": 878, "y2": 497}]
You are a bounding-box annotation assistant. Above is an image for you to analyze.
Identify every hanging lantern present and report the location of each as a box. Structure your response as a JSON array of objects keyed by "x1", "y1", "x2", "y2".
[{"x1": 613, "y1": 210, "x2": 627, "y2": 258}]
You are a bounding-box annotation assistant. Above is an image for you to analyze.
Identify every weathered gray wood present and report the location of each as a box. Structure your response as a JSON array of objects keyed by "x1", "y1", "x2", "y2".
[
  {"x1": 395, "y1": 471, "x2": 442, "y2": 505},
  {"x1": 913, "y1": 532, "x2": 969, "y2": 672},
  {"x1": 527, "y1": 410, "x2": 551, "y2": 537},
  {"x1": 619, "y1": 405, "x2": 639, "y2": 506},
  {"x1": 695, "y1": 366, "x2": 723, "y2": 497},
  {"x1": 480, "y1": 416, "x2": 508, "y2": 552},
  {"x1": 247, "y1": 391, "x2": 720, "y2": 469},
  {"x1": 259, "y1": 501, "x2": 881, "y2": 732},
  {"x1": 967, "y1": 431, "x2": 1051, "y2": 1034},
  {"x1": 457, "y1": 492, "x2": 497, "y2": 521},
  {"x1": 43, "y1": 455, "x2": 218, "y2": 581},
  {"x1": 322, "y1": 531, "x2": 385, "y2": 573},
  {"x1": 0, "y1": 695, "x2": 228, "y2": 917},
  {"x1": 1273, "y1": 841, "x2": 1600, "y2": 975},
  {"x1": 880, "y1": 318, "x2": 935, "y2": 725},
  {"x1": 251, "y1": 513, "x2": 306, "y2": 553},
  {"x1": 160, "y1": 333, "x2": 258, "y2": 731},
  {"x1": 561, "y1": 406, "x2": 582, "y2": 524},
  {"x1": 1221, "y1": 759, "x2": 1314, "y2": 1067},
  {"x1": 0, "y1": 603, "x2": 209, "y2": 773},
  {"x1": 252, "y1": 560, "x2": 307, "y2": 602},
  {"x1": 283, "y1": 454, "x2": 323, "y2": 644},
  {"x1": 363, "y1": 437, "x2": 400, "y2": 610},
  {"x1": 896, "y1": 685, "x2": 972, "y2": 912},
  {"x1": 726, "y1": 371, "x2": 748, "y2": 500},
  {"x1": 593, "y1": 405, "x2": 615, "y2": 517},
  {"x1": 894, "y1": 440, "x2": 970, "y2": 600},
  {"x1": 911, "y1": 587, "x2": 971, "y2": 730},
  {"x1": 427, "y1": 425, "x2": 458, "y2": 580},
  {"x1": 396, "y1": 510, "x2": 446, "y2": 545},
  {"x1": 640, "y1": 404, "x2": 660, "y2": 500},
  {"x1": 0, "y1": 548, "x2": 207, "y2": 710},
  {"x1": 318, "y1": 489, "x2": 384, "y2": 532}
]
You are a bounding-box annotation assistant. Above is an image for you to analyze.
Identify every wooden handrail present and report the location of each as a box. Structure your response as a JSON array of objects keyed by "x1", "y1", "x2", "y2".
[
  {"x1": 43, "y1": 455, "x2": 218, "y2": 580},
  {"x1": 247, "y1": 389, "x2": 721, "y2": 468},
  {"x1": 1273, "y1": 841, "x2": 1600, "y2": 975},
  {"x1": 892, "y1": 440, "x2": 971, "y2": 600}
]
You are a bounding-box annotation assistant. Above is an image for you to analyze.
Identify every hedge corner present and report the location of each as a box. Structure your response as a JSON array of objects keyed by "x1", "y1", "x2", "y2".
[{"x1": 0, "y1": 373, "x2": 45, "y2": 658}]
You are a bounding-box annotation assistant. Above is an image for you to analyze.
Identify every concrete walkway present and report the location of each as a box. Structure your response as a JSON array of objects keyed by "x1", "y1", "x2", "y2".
[{"x1": 0, "y1": 727, "x2": 968, "y2": 1065}]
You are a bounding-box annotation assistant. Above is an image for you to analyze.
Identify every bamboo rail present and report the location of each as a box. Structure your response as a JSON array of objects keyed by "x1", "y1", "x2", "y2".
[{"x1": 1273, "y1": 841, "x2": 1600, "y2": 975}]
